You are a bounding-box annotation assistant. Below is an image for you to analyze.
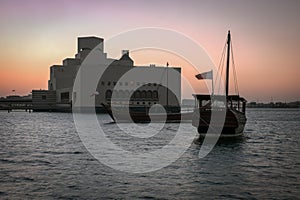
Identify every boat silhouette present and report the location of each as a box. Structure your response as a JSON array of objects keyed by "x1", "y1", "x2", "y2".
[{"x1": 192, "y1": 31, "x2": 247, "y2": 137}]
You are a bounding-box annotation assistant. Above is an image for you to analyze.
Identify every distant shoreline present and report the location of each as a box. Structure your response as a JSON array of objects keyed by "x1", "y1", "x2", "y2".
[{"x1": 247, "y1": 101, "x2": 300, "y2": 109}]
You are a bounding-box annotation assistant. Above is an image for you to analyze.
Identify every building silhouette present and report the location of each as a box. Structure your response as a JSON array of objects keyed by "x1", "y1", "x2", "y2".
[{"x1": 32, "y1": 36, "x2": 181, "y2": 112}]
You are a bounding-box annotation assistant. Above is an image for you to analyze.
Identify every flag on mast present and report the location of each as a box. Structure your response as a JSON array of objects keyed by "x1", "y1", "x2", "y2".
[{"x1": 195, "y1": 70, "x2": 213, "y2": 80}]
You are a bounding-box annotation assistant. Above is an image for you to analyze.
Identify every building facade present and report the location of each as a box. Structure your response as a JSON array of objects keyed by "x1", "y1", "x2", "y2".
[{"x1": 34, "y1": 36, "x2": 181, "y2": 112}]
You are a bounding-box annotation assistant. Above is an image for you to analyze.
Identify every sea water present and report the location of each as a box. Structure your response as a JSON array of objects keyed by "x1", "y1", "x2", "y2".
[{"x1": 0, "y1": 108, "x2": 299, "y2": 199}]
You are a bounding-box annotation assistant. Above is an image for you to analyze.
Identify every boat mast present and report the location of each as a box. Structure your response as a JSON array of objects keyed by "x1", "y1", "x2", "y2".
[
  {"x1": 225, "y1": 30, "x2": 231, "y2": 98},
  {"x1": 166, "y1": 62, "x2": 169, "y2": 112}
]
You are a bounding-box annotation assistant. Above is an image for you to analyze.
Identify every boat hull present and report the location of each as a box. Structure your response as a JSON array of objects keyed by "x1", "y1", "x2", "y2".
[
  {"x1": 115, "y1": 112, "x2": 193, "y2": 123},
  {"x1": 101, "y1": 103, "x2": 193, "y2": 123},
  {"x1": 192, "y1": 108, "x2": 247, "y2": 138}
]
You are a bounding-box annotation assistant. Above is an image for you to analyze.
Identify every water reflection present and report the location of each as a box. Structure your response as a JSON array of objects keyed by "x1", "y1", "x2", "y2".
[{"x1": 0, "y1": 109, "x2": 299, "y2": 199}]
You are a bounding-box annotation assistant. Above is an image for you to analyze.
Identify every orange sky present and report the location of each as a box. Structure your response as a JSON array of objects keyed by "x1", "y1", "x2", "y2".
[{"x1": 0, "y1": 0, "x2": 299, "y2": 102}]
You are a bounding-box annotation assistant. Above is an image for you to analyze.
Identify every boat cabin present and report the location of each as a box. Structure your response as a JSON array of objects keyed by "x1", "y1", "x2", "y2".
[{"x1": 193, "y1": 94, "x2": 247, "y2": 113}]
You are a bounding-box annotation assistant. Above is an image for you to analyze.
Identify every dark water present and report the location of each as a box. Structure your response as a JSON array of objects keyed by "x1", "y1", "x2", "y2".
[{"x1": 0, "y1": 108, "x2": 299, "y2": 199}]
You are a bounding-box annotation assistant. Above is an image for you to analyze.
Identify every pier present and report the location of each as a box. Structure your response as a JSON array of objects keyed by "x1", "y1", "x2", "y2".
[{"x1": 0, "y1": 99, "x2": 33, "y2": 112}]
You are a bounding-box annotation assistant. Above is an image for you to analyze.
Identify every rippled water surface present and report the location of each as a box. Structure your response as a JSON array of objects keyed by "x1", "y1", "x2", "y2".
[{"x1": 0, "y1": 108, "x2": 300, "y2": 199}]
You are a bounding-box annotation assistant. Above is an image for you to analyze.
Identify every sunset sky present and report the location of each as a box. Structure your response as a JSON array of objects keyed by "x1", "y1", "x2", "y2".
[{"x1": 0, "y1": 0, "x2": 299, "y2": 102}]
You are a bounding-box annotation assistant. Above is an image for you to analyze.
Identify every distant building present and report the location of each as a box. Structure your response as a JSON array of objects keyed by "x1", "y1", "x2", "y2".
[
  {"x1": 33, "y1": 36, "x2": 181, "y2": 112},
  {"x1": 6, "y1": 94, "x2": 32, "y2": 100},
  {"x1": 32, "y1": 90, "x2": 56, "y2": 111}
]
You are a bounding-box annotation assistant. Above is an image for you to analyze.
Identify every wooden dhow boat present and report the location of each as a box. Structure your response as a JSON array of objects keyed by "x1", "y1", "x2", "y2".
[{"x1": 192, "y1": 31, "x2": 247, "y2": 137}]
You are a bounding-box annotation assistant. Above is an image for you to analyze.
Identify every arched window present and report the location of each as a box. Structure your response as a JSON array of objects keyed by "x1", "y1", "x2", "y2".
[
  {"x1": 141, "y1": 90, "x2": 147, "y2": 99},
  {"x1": 134, "y1": 90, "x2": 141, "y2": 99},
  {"x1": 146, "y1": 90, "x2": 152, "y2": 99},
  {"x1": 105, "y1": 90, "x2": 112, "y2": 100},
  {"x1": 124, "y1": 90, "x2": 130, "y2": 98},
  {"x1": 113, "y1": 90, "x2": 119, "y2": 98},
  {"x1": 119, "y1": 90, "x2": 125, "y2": 99},
  {"x1": 153, "y1": 91, "x2": 158, "y2": 99}
]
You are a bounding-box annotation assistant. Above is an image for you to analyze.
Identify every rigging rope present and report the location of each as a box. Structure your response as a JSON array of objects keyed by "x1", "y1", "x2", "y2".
[
  {"x1": 215, "y1": 37, "x2": 240, "y2": 96},
  {"x1": 230, "y1": 40, "x2": 239, "y2": 95},
  {"x1": 216, "y1": 41, "x2": 226, "y2": 94}
]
